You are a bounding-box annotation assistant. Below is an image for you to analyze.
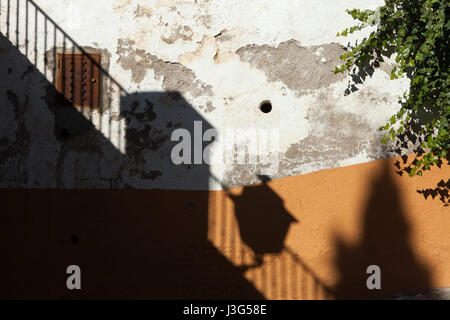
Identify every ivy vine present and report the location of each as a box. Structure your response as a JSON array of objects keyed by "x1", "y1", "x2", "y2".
[{"x1": 335, "y1": 0, "x2": 449, "y2": 177}]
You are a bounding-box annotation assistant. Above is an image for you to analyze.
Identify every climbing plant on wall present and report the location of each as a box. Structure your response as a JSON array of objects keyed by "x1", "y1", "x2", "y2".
[{"x1": 335, "y1": 0, "x2": 449, "y2": 176}]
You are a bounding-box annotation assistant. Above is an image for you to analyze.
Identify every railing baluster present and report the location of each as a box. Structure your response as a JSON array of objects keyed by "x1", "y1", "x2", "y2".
[
  {"x1": 15, "y1": 0, "x2": 19, "y2": 47},
  {"x1": 44, "y1": 16, "x2": 47, "y2": 76},
  {"x1": 52, "y1": 24, "x2": 55, "y2": 85},
  {"x1": 25, "y1": 0, "x2": 27, "y2": 56},
  {"x1": 6, "y1": 0, "x2": 10, "y2": 39},
  {"x1": 33, "y1": 0, "x2": 37, "y2": 67}
]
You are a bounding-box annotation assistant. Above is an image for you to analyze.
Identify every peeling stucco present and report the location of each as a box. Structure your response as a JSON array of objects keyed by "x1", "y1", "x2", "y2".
[
  {"x1": 221, "y1": 89, "x2": 394, "y2": 188},
  {"x1": 236, "y1": 40, "x2": 346, "y2": 96},
  {"x1": 0, "y1": 0, "x2": 410, "y2": 191},
  {"x1": 117, "y1": 38, "x2": 213, "y2": 99},
  {"x1": 134, "y1": 4, "x2": 153, "y2": 18},
  {"x1": 162, "y1": 25, "x2": 194, "y2": 44}
]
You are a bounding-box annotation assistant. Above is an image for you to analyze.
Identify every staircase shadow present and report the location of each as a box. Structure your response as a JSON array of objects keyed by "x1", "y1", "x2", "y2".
[{"x1": 0, "y1": 25, "x2": 263, "y2": 298}]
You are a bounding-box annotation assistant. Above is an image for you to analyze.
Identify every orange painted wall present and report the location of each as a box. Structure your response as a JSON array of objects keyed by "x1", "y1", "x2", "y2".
[
  {"x1": 1, "y1": 155, "x2": 448, "y2": 299},
  {"x1": 209, "y1": 155, "x2": 450, "y2": 299}
]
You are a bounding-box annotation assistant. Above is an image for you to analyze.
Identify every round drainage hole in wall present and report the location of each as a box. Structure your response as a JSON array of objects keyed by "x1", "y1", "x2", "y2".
[
  {"x1": 70, "y1": 234, "x2": 79, "y2": 244},
  {"x1": 260, "y1": 101, "x2": 272, "y2": 113}
]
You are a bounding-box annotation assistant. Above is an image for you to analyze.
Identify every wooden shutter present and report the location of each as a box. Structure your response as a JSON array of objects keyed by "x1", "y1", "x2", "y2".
[{"x1": 56, "y1": 52, "x2": 101, "y2": 109}]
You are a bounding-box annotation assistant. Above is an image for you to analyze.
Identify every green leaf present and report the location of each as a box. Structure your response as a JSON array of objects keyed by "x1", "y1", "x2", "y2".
[{"x1": 335, "y1": 0, "x2": 449, "y2": 178}]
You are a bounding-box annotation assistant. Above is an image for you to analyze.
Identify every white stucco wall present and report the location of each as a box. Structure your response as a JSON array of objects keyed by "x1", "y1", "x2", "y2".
[{"x1": 0, "y1": 0, "x2": 410, "y2": 190}]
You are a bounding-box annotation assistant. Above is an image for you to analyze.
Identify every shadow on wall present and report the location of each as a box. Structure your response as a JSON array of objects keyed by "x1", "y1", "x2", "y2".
[
  {"x1": 343, "y1": 20, "x2": 450, "y2": 208},
  {"x1": 416, "y1": 178, "x2": 450, "y2": 207},
  {"x1": 333, "y1": 160, "x2": 432, "y2": 299},
  {"x1": 0, "y1": 1, "x2": 332, "y2": 299},
  {"x1": 0, "y1": 0, "x2": 316, "y2": 300},
  {"x1": 229, "y1": 175, "x2": 298, "y2": 266},
  {"x1": 0, "y1": 5, "x2": 265, "y2": 297},
  {"x1": 0, "y1": 0, "x2": 438, "y2": 300}
]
